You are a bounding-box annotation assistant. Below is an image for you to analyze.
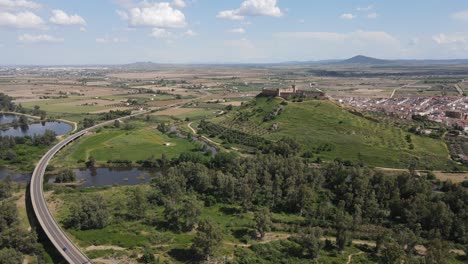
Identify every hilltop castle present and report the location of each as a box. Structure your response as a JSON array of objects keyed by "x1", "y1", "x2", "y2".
[{"x1": 260, "y1": 85, "x2": 326, "y2": 100}]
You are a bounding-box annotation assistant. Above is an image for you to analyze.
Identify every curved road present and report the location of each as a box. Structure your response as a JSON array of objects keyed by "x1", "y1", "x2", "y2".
[
  {"x1": 30, "y1": 92, "x2": 211, "y2": 263},
  {"x1": 30, "y1": 112, "x2": 149, "y2": 263}
]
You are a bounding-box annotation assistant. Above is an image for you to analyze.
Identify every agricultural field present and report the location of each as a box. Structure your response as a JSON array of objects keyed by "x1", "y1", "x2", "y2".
[{"x1": 206, "y1": 97, "x2": 450, "y2": 169}]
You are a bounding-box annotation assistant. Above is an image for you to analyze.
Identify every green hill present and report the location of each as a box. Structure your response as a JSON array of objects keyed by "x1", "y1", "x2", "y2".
[{"x1": 207, "y1": 97, "x2": 450, "y2": 169}]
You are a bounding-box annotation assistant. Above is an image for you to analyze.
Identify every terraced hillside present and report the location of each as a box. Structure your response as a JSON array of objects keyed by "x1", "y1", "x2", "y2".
[{"x1": 207, "y1": 97, "x2": 450, "y2": 169}]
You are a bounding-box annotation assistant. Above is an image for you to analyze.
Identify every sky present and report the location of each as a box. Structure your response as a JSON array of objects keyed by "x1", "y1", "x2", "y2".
[{"x1": 1, "y1": 0, "x2": 468, "y2": 65}]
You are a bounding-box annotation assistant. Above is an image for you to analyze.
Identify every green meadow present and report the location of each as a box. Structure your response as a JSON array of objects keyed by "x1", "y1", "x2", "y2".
[{"x1": 53, "y1": 123, "x2": 200, "y2": 166}]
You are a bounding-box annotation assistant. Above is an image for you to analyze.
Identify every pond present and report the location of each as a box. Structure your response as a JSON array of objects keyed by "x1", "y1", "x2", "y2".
[
  {"x1": 0, "y1": 121, "x2": 72, "y2": 137},
  {"x1": 0, "y1": 167, "x2": 31, "y2": 182},
  {"x1": 49, "y1": 167, "x2": 158, "y2": 188},
  {"x1": 0, "y1": 113, "x2": 23, "y2": 124}
]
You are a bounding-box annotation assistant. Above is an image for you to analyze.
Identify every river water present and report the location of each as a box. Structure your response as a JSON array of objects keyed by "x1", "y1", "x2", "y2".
[{"x1": 0, "y1": 121, "x2": 72, "y2": 137}]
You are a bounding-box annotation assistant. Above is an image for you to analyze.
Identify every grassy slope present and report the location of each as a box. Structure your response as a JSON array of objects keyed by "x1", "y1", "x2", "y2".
[
  {"x1": 212, "y1": 97, "x2": 449, "y2": 169},
  {"x1": 53, "y1": 125, "x2": 199, "y2": 166}
]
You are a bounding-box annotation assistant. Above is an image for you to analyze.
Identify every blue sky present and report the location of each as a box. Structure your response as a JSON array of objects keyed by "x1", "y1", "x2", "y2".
[{"x1": 1, "y1": 0, "x2": 468, "y2": 64}]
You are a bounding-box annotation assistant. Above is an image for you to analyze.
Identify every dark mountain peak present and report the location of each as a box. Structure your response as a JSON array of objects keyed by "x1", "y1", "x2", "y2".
[{"x1": 343, "y1": 55, "x2": 389, "y2": 64}]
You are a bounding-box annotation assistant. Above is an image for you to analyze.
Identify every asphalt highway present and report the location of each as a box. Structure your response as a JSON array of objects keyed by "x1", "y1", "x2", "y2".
[{"x1": 30, "y1": 111, "x2": 150, "y2": 263}]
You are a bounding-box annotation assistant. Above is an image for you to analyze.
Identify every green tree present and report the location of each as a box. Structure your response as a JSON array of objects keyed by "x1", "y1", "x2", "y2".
[
  {"x1": 191, "y1": 219, "x2": 223, "y2": 260},
  {"x1": 0, "y1": 248, "x2": 23, "y2": 264},
  {"x1": 379, "y1": 239, "x2": 405, "y2": 264},
  {"x1": 86, "y1": 156, "x2": 96, "y2": 168},
  {"x1": 163, "y1": 198, "x2": 202, "y2": 232},
  {"x1": 65, "y1": 195, "x2": 109, "y2": 230},
  {"x1": 192, "y1": 219, "x2": 223, "y2": 260},
  {"x1": 426, "y1": 239, "x2": 449, "y2": 264},
  {"x1": 127, "y1": 186, "x2": 148, "y2": 220},
  {"x1": 254, "y1": 207, "x2": 272, "y2": 239},
  {"x1": 0, "y1": 177, "x2": 12, "y2": 201},
  {"x1": 335, "y1": 201, "x2": 352, "y2": 252},
  {"x1": 141, "y1": 246, "x2": 156, "y2": 263},
  {"x1": 114, "y1": 119, "x2": 120, "y2": 128},
  {"x1": 293, "y1": 226, "x2": 322, "y2": 259}
]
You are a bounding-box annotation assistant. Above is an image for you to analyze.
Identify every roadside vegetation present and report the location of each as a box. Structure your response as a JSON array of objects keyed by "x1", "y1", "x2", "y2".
[{"x1": 0, "y1": 178, "x2": 52, "y2": 263}]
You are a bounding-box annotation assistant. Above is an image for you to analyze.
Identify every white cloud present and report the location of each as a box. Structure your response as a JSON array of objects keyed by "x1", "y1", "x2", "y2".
[
  {"x1": 217, "y1": 10, "x2": 244, "y2": 20},
  {"x1": 150, "y1": 27, "x2": 172, "y2": 38},
  {"x1": 172, "y1": 0, "x2": 186, "y2": 8},
  {"x1": 452, "y1": 10, "x2": 468, "y2": 22},
  {"x1": 116, "y1": 9, "x2": 129, "y2": 20},
  {"x1": 0, "y1": 11, "x2": 44, "y2": 28},
  {"x1": 184, "y1": 29, "x2": 197, "y2": 37},
  {"x1": 357, "y1": 5, "x2": 373, "y2": 11},
  {"x1": 96, "y1": 36, "x2": 127, "y2": 43},
  {"x1": 217, "y1": 0, "x2": 282, "y2": 20},
  {"x1": 228, "y1": 27, "x2": 245, "y2": 34},
  {"x1": 367, "y1": 13, "x2": 378, "y2": 19},
  {"x1": 18, "y1": 34, "x2": 64, "y2": 43},
  {"x1": 127, "y1": 2, "x2": 186, "y2": 28},
  {"x1": 0, "y1": 0, "x2": 40, "y2": 10},
  {"x1": 340, "y1": 13, "x2": 356, "y2": 20},
  {"x1": 50, "y1": 9, "x2": 86, "y2": 26},
  {"x1": 433, "y1": 33, "x2": 468, "y2": 50}
]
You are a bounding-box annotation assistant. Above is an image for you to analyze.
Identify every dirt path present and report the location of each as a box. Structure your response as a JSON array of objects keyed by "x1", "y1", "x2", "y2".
[
  {"x1": 375, "y1": 167, "x2": 467, "y2": 183},
  {"x1": 347, "y1": 252, "x2": 364, "y2": 264},
  {"x1": 85, "y1": 245, "x2": 126, "y2": 251},
  {"x1": 187, "y1": 122, "x2": 222, "y2": 146}
]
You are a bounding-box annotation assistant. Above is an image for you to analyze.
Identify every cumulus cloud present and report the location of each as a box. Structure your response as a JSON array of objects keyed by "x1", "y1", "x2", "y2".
[
  {"x1": 18, "y1": 34, "x2": 64, "y2": 43},
  {"x1": 340, "y1": 13, "x2": 356, "y2": 20},
  {"x1": 125, "y1": 2, "x2": 186, "y2": 28},
  {"x1": 452, "y1": 10, "x2": 468, "y2": 22},
  {"x1": 217, "y1": 0, "x2": 282, "y2": 20},
  {"x1": 0, "y1": 0, "x2": 41, "y2": 10},
  {"x1": 0, "y1": 11, "x2": 44, "y2": 28},
  {"x1": 96, "y1": 36, "x2": 127, "y2": 43},
  {"x1": 228, "y1": 27, "x2": 245, "y2": 34},
  {"x1": 50, "y1": 9, "x2": 86, "y2": 26},
  {"x1": 172, "y1": 0, "x2": 186, "y2": 8}
]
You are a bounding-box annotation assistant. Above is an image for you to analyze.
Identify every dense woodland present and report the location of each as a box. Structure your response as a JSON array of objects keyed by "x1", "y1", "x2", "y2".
[
  {"x1": 63, "y1": 138, "x2": 468, "y2": 263},
  {"x1": 0, "y1": 178, "x2": 48, "y2": 263}
]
